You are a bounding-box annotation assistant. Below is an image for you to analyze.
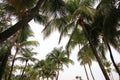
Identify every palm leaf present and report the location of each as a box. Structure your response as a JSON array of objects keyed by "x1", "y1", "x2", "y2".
[{"x1": 20, "y1": 41, "x2": 39, "y2": 47}]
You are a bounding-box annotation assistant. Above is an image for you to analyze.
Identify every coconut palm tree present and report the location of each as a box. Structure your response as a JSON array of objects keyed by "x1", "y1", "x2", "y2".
[
  {"x1": 34, "y1": 59, "x2": 57, "y2": 80},
  {"x1": 0, "y1": 0, "x2": 68, "y2": 42},
  {"x1": 42, "y1": 0, "x2": 110, "y2": 79},
  {"x1": 93, "y1": 0, "x2": 120, "y2": 75},
  {"x1": 46, "y1": 47, "x2": 74, "y2": 80},
  {"x1": 8, "y1": 24, "x2": 39, "y2": 80},
  {"x1": 78, "y1": 44, "x2": 96, "y2": 80},
  {"x1": 66, "y1": 27, "x2": 96, "y2": 80},
  {"x1": 15, "y1": 48, "x2": 38, "y2": 80}
]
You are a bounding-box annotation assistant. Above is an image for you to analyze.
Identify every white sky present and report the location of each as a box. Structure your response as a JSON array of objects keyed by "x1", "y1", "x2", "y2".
[{"x1": 29, "y1": 20, "x2": 120, "y2": 80}]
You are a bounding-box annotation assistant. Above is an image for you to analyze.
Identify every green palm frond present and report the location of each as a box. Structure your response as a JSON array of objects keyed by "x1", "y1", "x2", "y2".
[
  {"x1": 66, "y1": 24, "x2": 78, "y2": 53},
  {"x1": 34, "y1": 13, "x2": 48, "y2": 25},
  {"x1": 41, "y1": 0, "x2": 66, "y2": 18},
  {"x1": 16, "y1": 24, "x2": 34, "y2": 42},
  {"x1": 20, "y1": 41, "x2": 39, "y2": 47},
  {"x1": 72, "y1": 5, "x2": 95, "y2": 22},
  {"x1": 65, "y1": 0, "x2": 80, "y2": 14},
  {"x1": 78, "y1": 44, "x2": 95, "y2": 65},
  {"x1": 42, "y1": 17, "x2": 67, "y2": 39}
]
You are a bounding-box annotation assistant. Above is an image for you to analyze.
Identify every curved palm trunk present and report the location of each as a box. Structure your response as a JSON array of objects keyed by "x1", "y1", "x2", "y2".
[
  {"x1": 106, "y1": 42, "x2": 120, "y2": 76},
  {"x1": 88, "y1": 64, "x2": 95, "y2": 80},
  {"x1": 0, "y1": 47, "x2": 11, "y2": 80},
  {"x1": 8, "y1": 49, "x2": 18, "y2": 80},
  {"x1": 19, "y1": 60, "x2": 28, "y2": 80},
  {"x1": 78, "y1": 18, "x2": 110, "y2": 80},
  {"x1": 83, "y1": 64, "x2": 89, "y2": 80},
  {"x1": 0, "y1": 0, "x2": 44, "y2": 42}
]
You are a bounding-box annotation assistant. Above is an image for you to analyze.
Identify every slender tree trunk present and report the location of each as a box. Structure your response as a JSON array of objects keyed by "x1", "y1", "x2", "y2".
[
  {"x1": 19, "y1": 60, "x2": 28, "y2": 80},
  {"x1": 0, "y1": 47, "x2": 11, "y2": 80},
  {"x1": 110, "y1": 72, "x2": 114, "y2": 80},
  {"x1": 83, "y1": 64, "x2": 89, "y2": 80},
  {"x1": 78, "y1": 18, "x2": 110, "y2": 80},
  {"x1": 106, "y1": 42, "x2": 120, "y2": 76},
  {"x1": 119, "y1": 75, "x2": 120, "y2": 80},
  {"x1": 56, "y1": 64, "x2": 60, "y2": 80},
  {"x1": 88, "y1": 64, "x2": 95, "y2": 80},
  {"x1": 8, "y1": 49, "x2": 18, "y2": 80},
  {"x1": 47, "y1": 77, "x2": 49, "y2": 80}
]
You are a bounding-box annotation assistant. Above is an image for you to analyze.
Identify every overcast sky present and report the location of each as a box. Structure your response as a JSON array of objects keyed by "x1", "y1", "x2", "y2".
[{"x1": 29, "y1": 20, "x2": 120, "y2": 80}]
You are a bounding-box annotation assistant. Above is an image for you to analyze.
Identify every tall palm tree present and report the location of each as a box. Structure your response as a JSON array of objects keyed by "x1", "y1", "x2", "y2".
[
  {"x1": 34, "y1": 59, "x2": 57, "y2": 80},
  {"x1": 66, "y1": 0, "x2": 110, "y2": 79},
  {"x1": 15, "y1": 48, "x2": 38, "y2": 80},
  {"x1": 8, "y1": 24, "x2": 38, "y2": 80},
  {"x1": 93, "y1": 0, "x2": 120, "y2": 75},
  {"x1": 78, "y1": 44, "x2": 96, "y2": 80},
  {"x1": 66, "y1": 27, "x2": 96, "y2": 80},
  {"x1": 46, "y1": 47, "x2": 74, "y2": 80},
  {"x1": 42, "y1": 0, "x2": 110, "y2": 79}
]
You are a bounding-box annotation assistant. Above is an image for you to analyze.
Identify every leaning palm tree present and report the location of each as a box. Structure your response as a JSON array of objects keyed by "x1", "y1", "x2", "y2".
[
  {"x1": 93, "y1": 0, "x2": 120, "y2": 75},
  {"x1": 66, "y1": 27, "x2": 96, "y2": 80},
  {"x1": 46, "y1": 47, "x2": 74, "y2": 80},
  {"x1": 42, "y1": 0, "x2": 110, "y2": 79}
]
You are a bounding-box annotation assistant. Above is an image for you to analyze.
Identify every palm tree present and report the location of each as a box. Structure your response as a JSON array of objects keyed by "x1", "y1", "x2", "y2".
[
  {"x1": 7, "y1": 24, "x2": 38, "y2": 80},
  {"x1": 34, "y1": 59, "x2": 57, "y2": 80},
  {"x1": 15, "y1": 48, "x2": 38, "y2": 80},
  {"x1": 66, "y1": 27, "x2": 95, "y2": 80},
  {"x1": 42, "y1": 0, "x2": 110, "y2": 79},
  {"x1": 67, "y1": 1, "x2": 110, "y2": 79},
  {"x1": 22, "y1": 64, "x2": 39, "y2": 80},
  {"x1": 93, "y1": 0, "x2": 120, "y2": 75},
  {"x1": 46, "y1": 47, "x2": 74, "y2": 80},
  {"x1": 0, "y1": 0, "x2": 44, "y2": 42},
  {"x1": 7, "y1": 40, "x2": 38, "y2": 80},
  {"x1": 78, "y1": 44, "x2": 96, "y2": 80}
]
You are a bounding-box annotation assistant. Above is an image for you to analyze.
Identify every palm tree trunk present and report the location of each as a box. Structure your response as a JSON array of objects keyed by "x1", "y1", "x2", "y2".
[
  {"x1": 78, "y1": 18, "x2": 110, "y2": 80},
  {"x1": 88, "y1": 64, "x2": 95, "y2": 80},
  {"x1": 110, "y1": 72, "x2": 114, "y2": 80},
  {"x1": 0, "y1": 0, "x2": 44, "y2": 42},
  {"x1": 19, "y1": 60, "x2": 28, "y2": 80},
  {"x1": 106, "y1": 42, "x2": 120, "y2": 76},
  {"x1": 0, "y1": 47, "x2": 11, "y2": 80},
  {"x1": 56, "y1": 64, "x2": 60, "y2": 80},
  {"x1": 83, "y1": 64, "x2": 89, "y2": 80},
  {"x1": 47, "y1": 77, "x2": 49, "y2": 80},
  {"x1": 8, "y1": 49, "x2": 18, "y2": 80}
]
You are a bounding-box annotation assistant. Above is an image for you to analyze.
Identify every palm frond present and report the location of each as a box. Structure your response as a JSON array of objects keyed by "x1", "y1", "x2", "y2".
[
  {"x1": 34, "y1": 13, "x2": 48, "y2": 25},
  {"x1": 41, "y1": 0, "x2": 66, "y2": 18},
  {"x1": 16, "y1": 24, "x2": 34, "y2": 42},
  {"x1": 20, "y1": 41, "x2": 39, "y2": 47}
]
